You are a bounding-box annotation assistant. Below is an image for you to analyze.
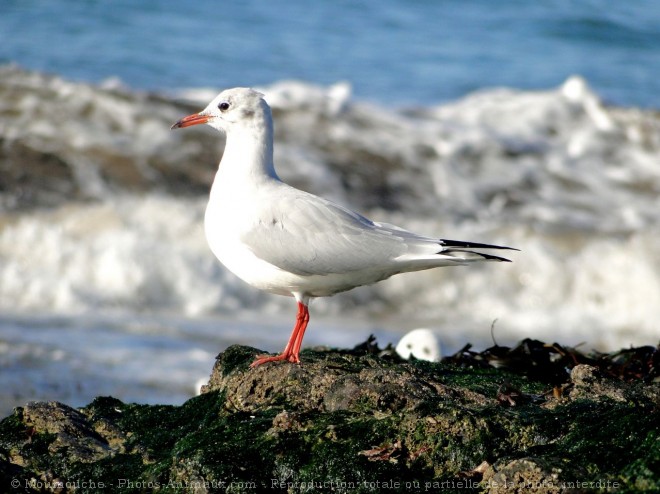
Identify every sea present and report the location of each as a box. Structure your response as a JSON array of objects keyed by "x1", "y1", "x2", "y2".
[{"x1": 0, "y1": 0, "x2": 659, "y2": 416}]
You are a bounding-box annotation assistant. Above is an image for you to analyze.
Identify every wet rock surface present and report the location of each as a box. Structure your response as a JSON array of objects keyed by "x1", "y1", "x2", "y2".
[{"x1": 0, "y1": 341, "x2": 658, "y2": 493}]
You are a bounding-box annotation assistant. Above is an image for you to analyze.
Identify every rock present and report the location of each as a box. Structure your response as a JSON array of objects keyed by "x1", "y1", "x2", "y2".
[
  {"x1": 21, "y1": 401, "x2": 114, "y2": 463},
  {"x1": 482, "y1": 458, "x2": 563, "y2": 494},
  {"x1": 0, "y1": 65, "x2": 219, "y2": 211},
  {"x1": 200, "y1": 345, "x2": 490, "y2": 414},
  {"x1": 0, "y1": 344, "x2": 658, "y2": 493}
]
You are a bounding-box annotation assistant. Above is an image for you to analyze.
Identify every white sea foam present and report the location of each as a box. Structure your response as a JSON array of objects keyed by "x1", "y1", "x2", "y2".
[
  {"x1": 1, "y1": 72, "x2": 659, "y2": 355},
  {"x1": 1, "y1": 72, "x2": 659, "y2": 413}
]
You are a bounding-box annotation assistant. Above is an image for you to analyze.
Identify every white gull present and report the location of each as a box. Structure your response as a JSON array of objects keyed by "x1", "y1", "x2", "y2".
[{"x1": 171, "y1": 88, "x2": 516, "y2": 367}]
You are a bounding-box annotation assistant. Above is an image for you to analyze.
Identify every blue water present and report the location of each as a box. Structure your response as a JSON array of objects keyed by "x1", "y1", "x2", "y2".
[{"x1": 2, "y1": 0, "x2": 659, "y2": 107}]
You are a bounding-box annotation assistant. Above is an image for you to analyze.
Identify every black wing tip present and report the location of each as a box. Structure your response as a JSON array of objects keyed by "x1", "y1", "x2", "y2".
[{"x1": 439, "y1": 239, "x2": 520, "y2": 252}]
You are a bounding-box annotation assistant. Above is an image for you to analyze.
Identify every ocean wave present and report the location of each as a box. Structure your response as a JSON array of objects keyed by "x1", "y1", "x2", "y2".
[{"x1": 1, "y1": 66, "x2": 659, "y2": 349}]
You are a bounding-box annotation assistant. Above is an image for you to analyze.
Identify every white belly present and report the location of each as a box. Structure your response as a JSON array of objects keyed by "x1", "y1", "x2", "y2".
[{"x1": 204, "y1": 202, "x2": 295, "y2": 296}]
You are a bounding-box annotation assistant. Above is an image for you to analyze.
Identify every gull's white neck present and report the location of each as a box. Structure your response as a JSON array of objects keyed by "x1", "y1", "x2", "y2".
[{"x1": 212, "y1": 114, "x2": 279, "y2": 192}]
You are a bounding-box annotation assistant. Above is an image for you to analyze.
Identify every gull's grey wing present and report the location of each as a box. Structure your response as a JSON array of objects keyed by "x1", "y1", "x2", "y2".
[{"x1": 240, "y1": 192, "x2": 433, "y2": 276}]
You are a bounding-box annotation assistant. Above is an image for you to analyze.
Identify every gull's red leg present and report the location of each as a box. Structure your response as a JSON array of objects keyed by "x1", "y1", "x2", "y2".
[
  {"x1": 289, "y1": 303, "x2": 310, "y2": 363},
  {"x1": 250, "y1": 301, "x2": 309, "y2": 367}
]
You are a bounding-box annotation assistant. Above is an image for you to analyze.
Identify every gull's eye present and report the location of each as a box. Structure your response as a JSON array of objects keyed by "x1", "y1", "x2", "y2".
[{"x1": 218, "y1": 102, "x2": 230, "y2": 111}]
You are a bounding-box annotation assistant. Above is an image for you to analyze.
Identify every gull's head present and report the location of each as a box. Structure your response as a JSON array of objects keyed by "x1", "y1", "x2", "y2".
[{"x1": 171, "y1": 87, "x2": 270, "y2": 134}]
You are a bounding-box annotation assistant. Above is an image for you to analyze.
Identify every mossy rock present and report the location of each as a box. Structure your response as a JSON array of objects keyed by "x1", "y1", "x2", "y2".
[{"x1": 0, "y1": 344, "x2": 658, "y2": 493}]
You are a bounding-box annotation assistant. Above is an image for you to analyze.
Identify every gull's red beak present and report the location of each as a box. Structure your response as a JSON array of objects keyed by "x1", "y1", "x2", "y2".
[{"x1": 170, "y1": 112, "x2": 210, "y2": 129}]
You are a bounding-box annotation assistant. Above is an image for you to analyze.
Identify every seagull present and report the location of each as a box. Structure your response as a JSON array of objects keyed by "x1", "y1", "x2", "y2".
[{"x1": 171, "y1": 88, "x2": 516, "y2": 367}]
